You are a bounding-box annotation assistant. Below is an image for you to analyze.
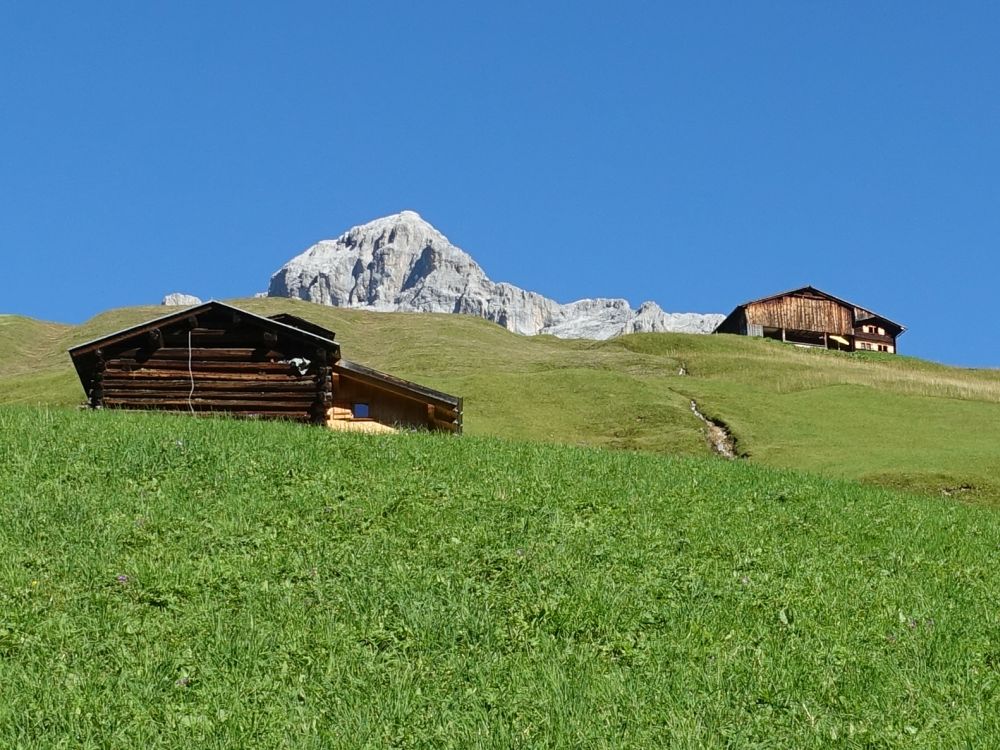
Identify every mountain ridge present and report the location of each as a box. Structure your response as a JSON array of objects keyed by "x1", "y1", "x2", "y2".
[{"x1": 267, "y1": 211, "x2": 724, "y2": 339}]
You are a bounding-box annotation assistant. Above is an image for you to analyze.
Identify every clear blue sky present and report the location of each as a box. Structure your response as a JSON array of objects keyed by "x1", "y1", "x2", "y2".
[{"x1": 2, "y1": 2, "x2": 997, "y2": 366}]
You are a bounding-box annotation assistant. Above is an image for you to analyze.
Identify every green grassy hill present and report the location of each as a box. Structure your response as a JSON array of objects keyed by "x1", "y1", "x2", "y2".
[
  {"x1": 3, "y1": 298, "x2": 1000, "y2": 503},
  {"x1": 2, "y1": 407, "x2": 1000, "y2": 748}
]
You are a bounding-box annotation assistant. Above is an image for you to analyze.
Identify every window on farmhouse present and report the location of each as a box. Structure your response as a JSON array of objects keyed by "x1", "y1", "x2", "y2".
[{"x1": 352, "y1": 403, "x2": 369, "y2": 418}]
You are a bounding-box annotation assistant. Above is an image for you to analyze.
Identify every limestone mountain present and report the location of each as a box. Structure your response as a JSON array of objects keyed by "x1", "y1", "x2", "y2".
[
  {"x1": 267, "y1": 211, "x2": 723, "y2": 339},
  {"x1": 162, "y1": 293, "x2": 202, "y2": 306}
]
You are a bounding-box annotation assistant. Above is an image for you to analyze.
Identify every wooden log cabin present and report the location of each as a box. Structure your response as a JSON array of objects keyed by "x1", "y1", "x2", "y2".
[
  {"x1": 713, "y1": 286, "x2": 905, "y2": 353},
  {"x1": 68, "y1": 301, "x2": 462, "y2": 433}
]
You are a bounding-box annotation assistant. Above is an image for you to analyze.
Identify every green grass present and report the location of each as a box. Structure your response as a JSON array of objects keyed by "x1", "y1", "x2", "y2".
[
  {"x1": 0, "y1": 314, "x2": 71, "y2": 377},
  {"x1": 3, "y1": 298, "x2": 1000, "y2": 502},
  {"x1": 2, "y1": 407, "x2": 1000, "y2": 747}
]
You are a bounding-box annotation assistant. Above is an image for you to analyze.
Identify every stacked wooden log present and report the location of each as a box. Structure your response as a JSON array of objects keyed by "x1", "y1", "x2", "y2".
[{"x1": 102, "y1": 358, "x2": 318, "y2": 421}]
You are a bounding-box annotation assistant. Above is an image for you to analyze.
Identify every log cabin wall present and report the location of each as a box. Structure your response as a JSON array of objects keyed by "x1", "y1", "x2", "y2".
[{"x1": 80, "y1": 306, "x2": 335, "y2": 423}]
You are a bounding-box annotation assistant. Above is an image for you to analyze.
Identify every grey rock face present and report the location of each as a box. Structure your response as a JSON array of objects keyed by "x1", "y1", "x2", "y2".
[
  {"x1": 267, "y1": 211, "x2": 724, "y2": 339},
  {"x1": 161, "y1": 293, "x2": 202, "y2": 306}
]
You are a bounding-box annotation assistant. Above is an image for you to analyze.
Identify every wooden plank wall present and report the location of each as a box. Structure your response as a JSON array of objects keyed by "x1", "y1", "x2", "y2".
[
  {"x1": 96, "y1": 319, "x2": 331, "y2": 423},
  {"x1": 331, "y1": 370, "x2": 462, "y2": 433},
  {"x1": 745, "y1": 295, "x2": 852, "y2": 334}
]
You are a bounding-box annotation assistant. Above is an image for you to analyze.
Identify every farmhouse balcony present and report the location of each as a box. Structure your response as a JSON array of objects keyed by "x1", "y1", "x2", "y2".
[{"x1": 853, "y1": 331, "x2": 895, "y2": 344}]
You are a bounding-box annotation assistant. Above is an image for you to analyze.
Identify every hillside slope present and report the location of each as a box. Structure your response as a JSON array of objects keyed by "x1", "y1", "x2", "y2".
[
  {"x1": 0, "y1": 314, "x2": 70, "y2": 375},
  {"x1": 3, "y1": 298, "x2": 1000, "y2": 502},
  {"x1": 2, "y1": 408, "x2": 1000, "y2": 747}
]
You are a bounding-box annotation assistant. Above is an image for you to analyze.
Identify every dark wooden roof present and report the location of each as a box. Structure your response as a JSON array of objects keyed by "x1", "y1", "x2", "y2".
[
  {"x1": 69, "y1": 300, "x2": 340, "y2": 358},
  {"x1": 716, "y1": 285, "x2": 905, "y2": 335},
  {"x1": 267, "y1": 313, "x2": 337, "y2": 341}
]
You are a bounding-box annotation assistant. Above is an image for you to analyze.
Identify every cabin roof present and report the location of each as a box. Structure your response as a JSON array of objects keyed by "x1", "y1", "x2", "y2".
[
  {"x1": 68, "y1": 300, "x2": 340, "y2": 359},
  {"x1": 267, "y1": 313, "x2": 337, "y2": 341},
  {"x1": 726, "y1": 285, "x2": 905, "y2": 333}
]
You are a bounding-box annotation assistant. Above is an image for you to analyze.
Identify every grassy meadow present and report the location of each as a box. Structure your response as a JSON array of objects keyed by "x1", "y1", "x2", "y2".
[
  {"x1": 3, "y1": 298, "x2": 1000, "y2": 502},
  {"x1": 3, "y1": 407, "x2": 1000, "y2": 748}
]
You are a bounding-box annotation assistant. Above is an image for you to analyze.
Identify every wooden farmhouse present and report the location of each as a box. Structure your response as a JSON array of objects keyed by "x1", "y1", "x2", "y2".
[
  {"x1": 68, "y1": 301, "x2": 462, "y2": 433},
  {"x1": 714, "y1": 286, "x2": 904, "y2": 353}
]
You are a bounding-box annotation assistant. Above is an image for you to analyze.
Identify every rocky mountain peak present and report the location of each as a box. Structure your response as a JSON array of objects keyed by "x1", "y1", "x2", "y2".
[
  {"x1": 267, "y1": 212, "x2": 723, "y2": 339},
  {"x1": 339, "y1": 210, "x2": 449, "y2": 251},
  {"x1": 162, "y1": 292, "x2": 202, "y2": 306}
]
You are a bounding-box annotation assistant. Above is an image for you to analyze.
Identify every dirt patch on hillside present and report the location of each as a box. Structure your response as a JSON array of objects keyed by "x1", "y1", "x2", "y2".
[{"x1": 690, "y1": 400, "x2": 740, "y2": 459}]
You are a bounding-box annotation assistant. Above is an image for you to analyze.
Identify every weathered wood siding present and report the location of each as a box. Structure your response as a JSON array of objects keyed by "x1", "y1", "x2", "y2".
[
  {"x1": 331, "y1": 367, "x2": 462, "y2": 433},
  {"x1": 330, "y1": 374, "x2": 433, "y2": 430},
  {"x1": 744, "y1": 295, "x2": 853, "y2": 334},
  {"x1": 93, "y1": 310, "x2": 333, "y2": 423}
]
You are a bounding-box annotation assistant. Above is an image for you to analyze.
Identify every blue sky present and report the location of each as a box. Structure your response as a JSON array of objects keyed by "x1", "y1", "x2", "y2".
[{"x1": 1, "y1": 2, "x2": 997, "y2": 366}]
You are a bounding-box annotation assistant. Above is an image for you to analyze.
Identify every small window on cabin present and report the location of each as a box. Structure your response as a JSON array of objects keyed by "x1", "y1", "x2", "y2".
[{"x1": 352, "y1": 403, "x2": 369, "y2": 419}]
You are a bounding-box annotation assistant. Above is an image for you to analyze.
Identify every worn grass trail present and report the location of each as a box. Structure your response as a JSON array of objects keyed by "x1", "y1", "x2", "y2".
[{"x1": 2, "y1": 407, "x2": 1000, "y2": 747}]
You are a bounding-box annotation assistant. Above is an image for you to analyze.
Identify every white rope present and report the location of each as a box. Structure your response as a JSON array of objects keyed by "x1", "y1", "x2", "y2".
[{"x1": 187, "y1": 329, "x2": 195, "y2": 414}]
